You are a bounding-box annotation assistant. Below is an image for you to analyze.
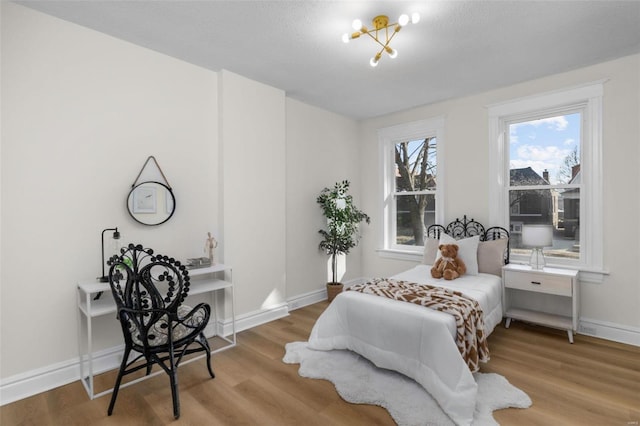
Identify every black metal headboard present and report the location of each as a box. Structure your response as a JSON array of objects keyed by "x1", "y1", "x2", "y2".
[{"x1": 427, "y1": 215, "x2": 510, "y2": 264}]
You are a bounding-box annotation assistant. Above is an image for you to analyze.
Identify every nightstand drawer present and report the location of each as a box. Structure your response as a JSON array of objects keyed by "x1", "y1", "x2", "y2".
[{"x1": 504, "y1": 270, "x2": 572, "y2": 296}]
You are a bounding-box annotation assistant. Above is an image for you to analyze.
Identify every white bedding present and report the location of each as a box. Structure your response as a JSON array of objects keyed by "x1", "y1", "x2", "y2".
[{"x1": 307, "y1": 265, "x2": 503, "y2": 426}]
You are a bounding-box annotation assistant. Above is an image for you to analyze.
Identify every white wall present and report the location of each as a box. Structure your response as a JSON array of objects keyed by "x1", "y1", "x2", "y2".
[
  {"x1": 1, "y1": 2, "x2": 219, "y2": 377},
  {"x1": 359, "y1": 54, "x2": 640, "y2": 338},
  {"x1": 285, "y1": 98, "x2": 362, "y2": 298},
  {"x1": 219, "y1": 70, "x2": 287, "y2": 318}
]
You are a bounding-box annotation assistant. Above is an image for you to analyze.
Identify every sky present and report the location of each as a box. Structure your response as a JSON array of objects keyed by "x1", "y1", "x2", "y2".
[{"x1": 509, "y1": 112, "x2": 581, "y2": 185}]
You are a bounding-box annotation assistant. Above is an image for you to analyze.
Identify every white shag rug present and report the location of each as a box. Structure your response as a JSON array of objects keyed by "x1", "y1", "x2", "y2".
[{"x1": 283, "y1": 342, "x2": 531, "y2": 426}]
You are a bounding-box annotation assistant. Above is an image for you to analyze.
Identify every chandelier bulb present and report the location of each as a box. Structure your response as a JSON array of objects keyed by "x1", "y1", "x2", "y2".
[{"x1": 344, "y1": 13, "x2": 418, "y2": 66}]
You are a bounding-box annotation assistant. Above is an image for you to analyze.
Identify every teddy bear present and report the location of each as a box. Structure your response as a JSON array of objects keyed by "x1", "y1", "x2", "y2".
[{"x1": 430, "y1": 243, "x2": 467, "y2": 280}]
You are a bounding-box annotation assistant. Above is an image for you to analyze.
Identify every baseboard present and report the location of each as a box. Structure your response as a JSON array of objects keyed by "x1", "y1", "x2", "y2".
[
  {"x1": 0, "y1": 354, "x2": 86, "y2": 406},
  {"x1": 579, "y1": 317, "x2": 640, "y2": 346},
  {"x1": 0, "y1": 303, "x2": 289, "y2": 406},
  {"x1": 287, "y1": 288, "x2": 327, "y2": 310},
  {"x1": 286, "y1": 278, "x2": 365, "y2": 311},
  {"x1": 231, "y1": 302, "x2": 289, "y2": 333}
]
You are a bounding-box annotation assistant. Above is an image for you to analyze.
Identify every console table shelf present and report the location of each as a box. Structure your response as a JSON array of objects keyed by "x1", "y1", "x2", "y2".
[
  {"x1": 77, "y1": 263, "x2": 235, "y2": 399},
  {"x1": 504, "y1": 307, "x2": 573, "y2": 330}
]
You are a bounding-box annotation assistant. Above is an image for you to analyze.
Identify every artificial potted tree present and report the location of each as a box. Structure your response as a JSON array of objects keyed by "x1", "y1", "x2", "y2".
[{"x1": 317, "y1": 180, "x2": 370, "y2": 302}]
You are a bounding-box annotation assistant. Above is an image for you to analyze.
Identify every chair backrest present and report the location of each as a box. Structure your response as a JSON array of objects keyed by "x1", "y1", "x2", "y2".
[{"x1": 107, "y1": 244, "x2": 191, "y2": 347}]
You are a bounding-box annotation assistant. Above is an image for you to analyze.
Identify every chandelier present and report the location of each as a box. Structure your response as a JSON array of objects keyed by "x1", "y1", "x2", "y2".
[{"x1": 342, "y1": 12, "x2": 420, "y2": 67}]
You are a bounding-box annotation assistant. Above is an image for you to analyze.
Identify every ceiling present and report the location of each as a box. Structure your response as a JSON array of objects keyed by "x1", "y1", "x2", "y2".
[{"x1": 16, "y1": 1, "x2": 640, "y2": 120}]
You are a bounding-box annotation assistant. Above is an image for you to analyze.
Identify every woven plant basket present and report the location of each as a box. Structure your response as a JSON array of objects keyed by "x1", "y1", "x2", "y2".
[{"x1": 326, "y1": 283, "x2": 344, "y2": 302}]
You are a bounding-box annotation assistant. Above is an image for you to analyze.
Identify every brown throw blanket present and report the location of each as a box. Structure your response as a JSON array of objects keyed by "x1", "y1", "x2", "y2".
[{"x1": 347, "y1": 278, "x2": 489, "y2": 372}]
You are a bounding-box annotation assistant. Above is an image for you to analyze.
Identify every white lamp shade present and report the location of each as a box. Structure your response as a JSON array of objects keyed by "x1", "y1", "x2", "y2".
[{"x1": 522, "y1": 225, "x2": 553, "y2": 248}]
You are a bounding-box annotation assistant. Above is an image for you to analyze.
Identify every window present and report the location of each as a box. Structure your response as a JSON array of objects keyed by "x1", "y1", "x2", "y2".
[
  {"x1": 507, "y1": 112, "x2": 581, "y2": 261},
  {"x1": 379, "y1": 117, "x2": 445, "y2": 256},
  {"x1": 489, "y1": 82, "x2": 604, "y2": 278}
]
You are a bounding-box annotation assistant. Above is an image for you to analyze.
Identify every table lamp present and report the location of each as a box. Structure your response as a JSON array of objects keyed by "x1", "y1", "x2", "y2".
[
  {"x1": 98, "y1": 227, "x2": 121, "y2": 282},
  {"x1": 522, "y1": 224, "x2": 553, "y2": 270}
]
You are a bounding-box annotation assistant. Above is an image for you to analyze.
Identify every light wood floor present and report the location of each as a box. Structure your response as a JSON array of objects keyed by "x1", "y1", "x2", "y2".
[{"x1": 2, "y1": 301, "x2": 639, "y2": 425}]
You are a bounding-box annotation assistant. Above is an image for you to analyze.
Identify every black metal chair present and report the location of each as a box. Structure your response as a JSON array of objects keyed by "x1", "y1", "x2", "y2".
[{"x1": 106, "y1": 243, "x2": 215, "y2": 419}]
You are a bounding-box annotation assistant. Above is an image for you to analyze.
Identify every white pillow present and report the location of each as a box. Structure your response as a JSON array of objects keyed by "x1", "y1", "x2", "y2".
[
  {"x1": 422, "y1": 237, "x2": 440, "y2": 265},
  {"x1": 478, "y1": 238, "x2": 508, "y2": 276},
  {"x1": 436, "y1": 234, "x2": 480, "y2": 276}
]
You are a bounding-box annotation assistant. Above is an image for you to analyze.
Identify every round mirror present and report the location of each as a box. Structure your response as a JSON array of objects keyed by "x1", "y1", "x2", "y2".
[{"x1": 127, "y1": 181, "x2": 176, "y2": 226}]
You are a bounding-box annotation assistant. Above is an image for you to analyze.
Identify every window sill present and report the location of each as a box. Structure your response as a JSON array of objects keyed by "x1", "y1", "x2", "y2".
[{"x1": 377, "y1": 248, "x2": 423, "y2": 262}]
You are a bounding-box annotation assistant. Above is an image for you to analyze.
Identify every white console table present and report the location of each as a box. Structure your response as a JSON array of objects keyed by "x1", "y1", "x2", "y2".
[
  {"x1": 503, "y1": 263, "x2": 578, "y2": 343},
  {"x1": 77, "y1": 263, "x2": 235, "y2": 399}
]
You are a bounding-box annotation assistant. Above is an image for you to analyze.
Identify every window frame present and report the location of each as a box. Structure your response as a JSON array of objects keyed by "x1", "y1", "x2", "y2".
[
  {"x1": 378, "y1": 117, "x2": 445, "y2": 259},
  {"x1": 488, "y1": 82, "x2": 605, "y2": 281}
]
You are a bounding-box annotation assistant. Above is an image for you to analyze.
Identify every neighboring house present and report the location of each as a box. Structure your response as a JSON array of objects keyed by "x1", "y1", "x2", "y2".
[
  {"x1": 563, "y1": 164, "x2": 581, "y2": 239},
  {"x1": 509, "y1": 165, "x2": 581, "y2": 242},
  {"x1": 509, "y1": 167, "x2": 553, "y2": 235}
]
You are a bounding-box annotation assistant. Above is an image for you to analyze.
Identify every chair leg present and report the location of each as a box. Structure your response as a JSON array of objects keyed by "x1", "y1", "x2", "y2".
[
  {"x1": 169, "y1": 369, "x2": 180, "y2": 419},
  {"x1": 204, "y1": 348, "x2": 215, "y2": 379},
  {"x1": 198, "y1": 333, "x2": 215, "y2": 378},
  {"x1": 108, "y1": 346, "x2": 131, "y2": 416},
  {"x1": 168, "y1": 346, "x2": 180, "y2": 419}
]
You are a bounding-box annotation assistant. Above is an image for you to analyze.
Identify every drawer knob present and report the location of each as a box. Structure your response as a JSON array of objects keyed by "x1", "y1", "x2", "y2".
[{"x1": 531, "y1": 281, "x2": 542, "y2": 285}]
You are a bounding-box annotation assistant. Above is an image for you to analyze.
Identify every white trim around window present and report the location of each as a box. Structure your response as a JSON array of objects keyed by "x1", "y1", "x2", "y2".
[
  {"x1": 488, "y1": 81, "x2": 607, "y2": 282},
  {"x1": 378, "y1": 116, "x2": 445, "y2": 258}
]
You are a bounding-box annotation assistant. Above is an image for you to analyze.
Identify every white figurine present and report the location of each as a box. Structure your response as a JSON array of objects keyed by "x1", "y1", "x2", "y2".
[{"x1": 205, "y1": 232, "x2": 217, "y2": 264}]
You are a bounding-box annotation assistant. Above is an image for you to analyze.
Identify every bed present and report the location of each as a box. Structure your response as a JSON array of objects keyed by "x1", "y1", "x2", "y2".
[{"x1": 307, "y1": 216, "x2": 509, "y2": 426}]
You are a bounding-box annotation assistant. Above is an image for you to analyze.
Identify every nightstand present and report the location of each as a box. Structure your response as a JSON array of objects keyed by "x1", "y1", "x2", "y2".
[{"x1": 502, "y1": 263, "x2": 579, "y2": 343}]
